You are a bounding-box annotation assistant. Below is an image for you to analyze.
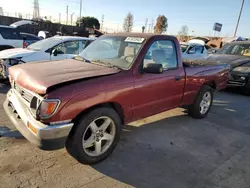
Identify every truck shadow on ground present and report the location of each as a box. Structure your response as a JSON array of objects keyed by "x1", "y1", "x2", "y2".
[
  {"x1": 91, "y1": 96, "x2": 250, "y2": 188},
  {"x1": 0, "y1": 82, "x2": 10, "y2": 94},
  {"x1": 0, "y1": 126, "x2": 24, "y2": 139}
]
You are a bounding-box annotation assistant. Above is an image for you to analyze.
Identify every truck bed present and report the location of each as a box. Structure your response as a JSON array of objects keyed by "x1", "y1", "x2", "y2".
[{"x1": 181, "y1": 60, "x2": 229, "y2": 106}]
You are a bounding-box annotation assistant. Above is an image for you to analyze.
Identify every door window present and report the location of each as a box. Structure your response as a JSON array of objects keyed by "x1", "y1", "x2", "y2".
[
  {"x1": 0, "y1": 27, "x2": 22, "y2": 40},
  {"x1": 188, "y1": 45, "x2": 204, "y2": 54},
  {"x1": 143, "y1": 40, "x2": 178, "y2": 69},
  {"x1": 53, "y1": 41, "x2": 80, "y2": 55},
  {"x1": 195, "y1": 46, "x2": 204, "y2": 54}
]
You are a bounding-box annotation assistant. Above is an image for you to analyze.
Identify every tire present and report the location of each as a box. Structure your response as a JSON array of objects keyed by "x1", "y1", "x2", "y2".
[
  {"x1": 66, "y1": 107, "x2": 122, "y2": 164},
  {"x1": 188, "y1": 85, "x2": 214, "y2": 119},
  {"x1": 241, "y1": 83, "x2": 250, "y2": 96}
]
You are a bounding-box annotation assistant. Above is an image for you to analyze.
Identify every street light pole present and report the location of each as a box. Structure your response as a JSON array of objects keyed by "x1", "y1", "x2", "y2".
[{"x1": 234, "y1": 0, "x2": 245, "y2": 37}]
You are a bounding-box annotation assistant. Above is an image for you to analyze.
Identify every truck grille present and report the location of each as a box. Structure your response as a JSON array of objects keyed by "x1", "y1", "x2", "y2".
[{"x1": 13, "y1": 82, "x2": 33, "y2": 103}]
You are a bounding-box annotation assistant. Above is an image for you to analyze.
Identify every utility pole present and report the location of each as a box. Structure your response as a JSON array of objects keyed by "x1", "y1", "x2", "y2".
[
  {"x1": 101, "y1": 15, "x2": 104, "y2": 31},
  {"x1": 59, "y1": 13, "x2": 61, "y2": 23},
  {"x1": 71, "y1": 13, "x2": 75, "y2": 26},
  {"x1": 144, "y1": 18, "x2": 148, "y2": 33},
  {"x1": 66, "y1": 5, "x2": 68, "y2": 25},
  {"x1": 234, "y1": 0, "x2": 245, "y2": 37},
  {"x1": 151, "y1": 19, "x2": 154, "y2": 33},
  {"x1": 148, "y1": 24, "x2": 151, "y2": 33},
  {"x1": 79, "y1": 0, "x2": 82, "y2": 26}
]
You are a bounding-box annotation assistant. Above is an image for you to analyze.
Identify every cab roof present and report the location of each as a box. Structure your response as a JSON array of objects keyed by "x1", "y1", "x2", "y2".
[{"x1": 105, "y1": 32, "x2": 169, "y2": 39}]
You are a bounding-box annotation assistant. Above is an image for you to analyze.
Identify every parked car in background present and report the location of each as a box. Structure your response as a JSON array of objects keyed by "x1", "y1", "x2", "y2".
[
  {"x1": 0, "y1": 36, "x2": 95, "y2": 79},
  {"x1": 199, "y1": 41, "x2": 250, "y2": 95},
  {"x1": 0, "y1": 20, "x2": 37, "y2": 51},
  {"x1": 4, "y1": 33, "x2": 229, "y2": 164},
  {"x1": 181, "y1": 41, "x2": 208, "y2": 60},
  {"x1": 20, "y1": 32, "x2": 41, "y2": 46}
]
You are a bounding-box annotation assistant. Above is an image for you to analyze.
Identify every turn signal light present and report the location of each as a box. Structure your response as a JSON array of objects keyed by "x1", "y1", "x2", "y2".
[
  {"x1": 27, "y1": 122, "x2": 37, "y2": 134},
  {"x1": 38, "y1": 99, "x2": 60, "y2": 119}
]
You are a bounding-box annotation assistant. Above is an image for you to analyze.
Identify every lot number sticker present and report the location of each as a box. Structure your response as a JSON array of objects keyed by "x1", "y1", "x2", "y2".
[{"x1": 125, "y1": 37, "x2": 145, "y2": 43}]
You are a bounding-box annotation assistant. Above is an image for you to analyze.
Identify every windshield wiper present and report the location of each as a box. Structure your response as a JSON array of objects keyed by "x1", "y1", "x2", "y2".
[
  {"x1": 92, "y1": 60, "x2": 121, "y2": 70},
  {"x1": 73, "y1": 56, "x2": 91, "y2": 63}
]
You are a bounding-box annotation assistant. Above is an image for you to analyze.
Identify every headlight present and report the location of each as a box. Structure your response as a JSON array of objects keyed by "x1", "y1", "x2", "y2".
[
  {"x1": 36, "y1": 99, "x2": 61, "y2": 119},
  {"x1": 233, "y1": 67, "x2": 250, "y2": 73}
]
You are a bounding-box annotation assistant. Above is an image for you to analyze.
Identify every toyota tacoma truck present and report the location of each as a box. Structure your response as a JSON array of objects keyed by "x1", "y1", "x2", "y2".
[{"x1": 4, "y1": 33, "x2": 229, "y2": 164}]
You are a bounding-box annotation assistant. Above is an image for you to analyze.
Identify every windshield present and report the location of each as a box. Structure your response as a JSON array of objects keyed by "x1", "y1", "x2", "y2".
[
  {"x1": 79, "y1": 36, "x2": 145, "y2": 70},
  {"x1": 180, "y1": 44, "x2": 188, "y2": 53},
  {"x1": 216, "y1": 43, "x2": 250, "y2": 57},
  {"x1": 27, "y1": 37, "x2": 62, "y2": 51}
]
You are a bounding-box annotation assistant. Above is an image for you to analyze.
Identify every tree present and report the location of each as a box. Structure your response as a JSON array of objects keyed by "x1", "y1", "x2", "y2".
[
  {"x1": 77, "y1": 16, "x2": 100, "y2": 29},
  {"x1": 123, "y1": 12, "x2": 133, "y2": 32},
  {"x1": 178, "y1": 25, "x2": 189, "y2": 37},
  {"x1": 154, "y1": 15, "x2": 168, "y2": 34},
  {"x1": 178, "y1": 25, "x2": 189, "y2": 41}
]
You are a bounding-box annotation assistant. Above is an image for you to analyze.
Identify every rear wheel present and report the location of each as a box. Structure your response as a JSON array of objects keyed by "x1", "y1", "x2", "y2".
[
  {"x1": 188, "y1": 85, "x2": 213, "y2": 119},
  {"x1": 66, "y1": 107, "x2": 121, "y2": 164}
]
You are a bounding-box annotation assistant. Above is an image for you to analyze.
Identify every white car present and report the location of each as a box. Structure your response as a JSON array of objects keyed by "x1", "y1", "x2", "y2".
[
  {"x1": 0, "y1": 36, "x2": 95, "y2": 79},
  {"x1": 181, "y1": 38, "x2": 211, "y2": 61},
  {"x1": 181, "y1": 42, "x2": 208, "y2": 61},
  {"x1": 0, "y1": 20, "x2": 38, "y2": 51}
]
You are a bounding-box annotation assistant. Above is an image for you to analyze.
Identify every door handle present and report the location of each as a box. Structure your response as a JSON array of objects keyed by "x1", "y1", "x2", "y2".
[{"x1": 175, "y1": 76, "x2": 181, "y2": 81}]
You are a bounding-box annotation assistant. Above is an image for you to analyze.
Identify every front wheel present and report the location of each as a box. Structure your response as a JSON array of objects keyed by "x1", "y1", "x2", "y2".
[
  {"x1": 188, "y1": 85, "x2": 214, "y2": 119},
  {"x1": 66, "y1": 107, "x2": 121, "y2": 164}
]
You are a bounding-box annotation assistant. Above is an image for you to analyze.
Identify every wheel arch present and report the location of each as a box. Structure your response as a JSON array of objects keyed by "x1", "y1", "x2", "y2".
[
  {"x1": 204, "y1": 80, "x2": 216, "y2": 90},
  {"x1": 72, "y1": 102, "x2": 125, "y2": 125}
]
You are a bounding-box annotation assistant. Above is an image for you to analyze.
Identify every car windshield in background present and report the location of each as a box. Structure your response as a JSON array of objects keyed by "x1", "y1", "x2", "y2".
[
  {"x1": 79, "y1": 36, "x2": 145, "y2": 70},
  {"x1": 27, "y1": 38, "x2": 62, "y2": 51},
  {"x1": 180, "y1": 44, "x2": 188, "y2": 53},
  {"x1": 216, "y1": 43, "x2": 250, "y2": 57}
]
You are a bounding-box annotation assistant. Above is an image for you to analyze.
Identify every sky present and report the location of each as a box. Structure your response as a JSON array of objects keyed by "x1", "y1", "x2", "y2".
[{"x1": 0, "y1": 0, "x2": 249, "y2": 37}]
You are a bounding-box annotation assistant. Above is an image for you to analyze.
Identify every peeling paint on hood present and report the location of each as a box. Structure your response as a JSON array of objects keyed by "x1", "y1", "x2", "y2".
[{"x1": 9, "y1": 59, "x2": 120, "y2": 94}]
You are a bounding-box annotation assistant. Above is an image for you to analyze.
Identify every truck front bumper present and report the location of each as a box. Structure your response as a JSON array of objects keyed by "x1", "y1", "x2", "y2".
[{"x1": 3, "y1": 89, "x2": 74, "y2": 150}]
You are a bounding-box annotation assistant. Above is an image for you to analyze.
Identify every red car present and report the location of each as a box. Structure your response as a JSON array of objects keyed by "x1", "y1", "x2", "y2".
[{"x1": 4, "y1": 33, "x2": 229, "y2": 164}]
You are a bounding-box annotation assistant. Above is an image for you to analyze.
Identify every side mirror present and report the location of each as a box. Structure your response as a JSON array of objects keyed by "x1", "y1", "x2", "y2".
[
  {"x1": 143, "y1": 63, "x2": 163, "y2": 74},
  {"x1": 52, "y1": 49, "x2": 58, "y2": 56},
  {"x1": 188, "y1": 48, "x2": 195, "y2": 54}
]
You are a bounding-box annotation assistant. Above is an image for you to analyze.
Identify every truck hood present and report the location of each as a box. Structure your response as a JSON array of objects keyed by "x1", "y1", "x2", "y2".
[
  {"x1": 9, "y1": 59, "x2": 120, "y2": 94},
  {"x1": 0, "y1": 48, "x2": 36, "y2": 59}
]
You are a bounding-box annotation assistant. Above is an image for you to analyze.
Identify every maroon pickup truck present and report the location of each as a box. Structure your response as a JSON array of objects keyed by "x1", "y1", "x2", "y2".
[{"x1": 4, "y1": 33, "x2": 229, "y2": 164}]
